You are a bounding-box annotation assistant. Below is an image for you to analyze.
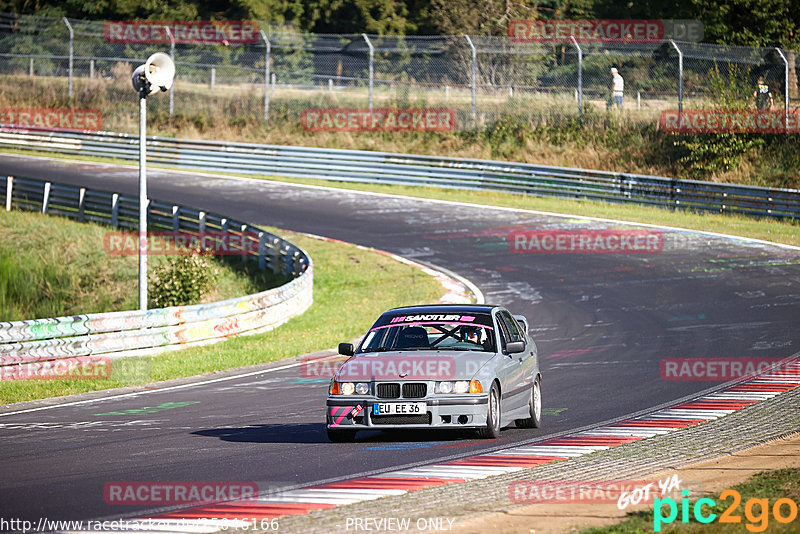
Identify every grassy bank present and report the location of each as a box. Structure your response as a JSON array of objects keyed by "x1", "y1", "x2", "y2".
[
  {"x1": 1, "y1": 74, "x2": 798, "y2": 188},
  {"x1": 582, "y1": 468, "x2": 800, "y2": 533},
  {"x1": 0, "y1": 232, "x2": 445, "y2": 404},
  {"x1": 0, "y1": 210, "x2": 284, "y2": 320}
]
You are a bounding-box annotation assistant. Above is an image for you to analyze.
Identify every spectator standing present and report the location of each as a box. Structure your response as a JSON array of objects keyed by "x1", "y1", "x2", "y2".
[
  {"x1": 754, "y1": 77, "x2": 774, "y2": 110},
  {"x1": 611, "y1": 67, "x2": 624, "y2": 109}
]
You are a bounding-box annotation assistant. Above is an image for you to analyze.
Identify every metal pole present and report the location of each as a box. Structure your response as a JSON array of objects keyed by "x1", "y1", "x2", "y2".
[
  {"x1": 362, "y1": 34, "x2": 374, "y2": 110},
  {"x1": 260, "y1": 31, "x2": 270, "y2": 121},
  {"x1": 139, "y1": 91, "x2": 148, "y2": 311},
  {"x1": 465, "y1": 35, "x2": 477, "y2": 120},
  {"x1": 670, "y1": 39, "x2": 683, "y2": 113},
  {"x1": 571, "y1": 36, "x2": 582, "y2": 117},
  {"x1": 166, "y1": 27, "x2": 175, "y2": 116},
  {"x1": 63, "y1": 17, "x2": 73, "y2": 98},
  {"x1": 775, "y1": 47, "x2": 790, "y2": 131}
]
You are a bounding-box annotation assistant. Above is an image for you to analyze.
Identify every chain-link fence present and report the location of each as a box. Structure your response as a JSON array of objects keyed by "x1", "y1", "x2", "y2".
[{"x1": 0, "y1": 12, "x2": 797, "y2": 133}]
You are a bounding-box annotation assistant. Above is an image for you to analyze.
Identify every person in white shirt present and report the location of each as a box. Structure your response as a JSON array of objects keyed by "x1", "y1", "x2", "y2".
[{"x1": 611, "y1": 67, "x2": 624, "y2": 109}]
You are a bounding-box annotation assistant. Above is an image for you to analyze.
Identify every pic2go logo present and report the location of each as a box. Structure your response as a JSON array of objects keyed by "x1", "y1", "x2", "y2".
[{"x1": 654, "y1": 489, "x2": 799, "y2": 532}]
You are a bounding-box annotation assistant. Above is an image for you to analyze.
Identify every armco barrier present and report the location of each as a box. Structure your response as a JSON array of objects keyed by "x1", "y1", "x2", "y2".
[
  {"x1": 0, "y1": 175, "x2": 312, "y2": 368},
  {"x1": 0, "y1": 128, "x2": 798, "y2": 220}
]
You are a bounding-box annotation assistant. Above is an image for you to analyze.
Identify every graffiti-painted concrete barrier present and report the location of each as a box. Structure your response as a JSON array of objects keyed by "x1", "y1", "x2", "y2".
[{"x1": 0, "y1": 175, "x2": 312, "y2": 366}]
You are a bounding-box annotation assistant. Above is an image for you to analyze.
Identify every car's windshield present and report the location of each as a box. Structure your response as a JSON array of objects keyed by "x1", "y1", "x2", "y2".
[{"x1": 359, "y1": 313, "x2": 495, "y2": 353}]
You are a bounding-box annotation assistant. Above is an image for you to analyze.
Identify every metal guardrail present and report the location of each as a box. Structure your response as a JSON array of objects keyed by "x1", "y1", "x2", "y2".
[
  {"x1": 1, "y1": 128, "x2": 798, "y2": 220},
  {"x1": 0, "y1": 175, "x2": 313, "y2": 367}
]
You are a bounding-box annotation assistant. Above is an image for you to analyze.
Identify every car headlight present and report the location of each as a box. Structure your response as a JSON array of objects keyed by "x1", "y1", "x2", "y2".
[
  {"x1": 435, "y1": 380, "x2": 483, "y2": 394},
  {"x1": 436, "y1": 381, "x2": 453, "y2": 394},
  {"x1": 330, "y1": 381, "x2": 368, "y2": 395}
]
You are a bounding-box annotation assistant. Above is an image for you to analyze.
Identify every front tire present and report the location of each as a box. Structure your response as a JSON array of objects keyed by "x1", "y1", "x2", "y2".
[
  {"x1": 516, "y1": 376, "x2": 542, "y2": 429},
  {"x1": 327, "y1": 428, "x2": 356, "y2": 442},
  {"x1": 478, "y1": 383, "x2": 501, "y2": 439}
]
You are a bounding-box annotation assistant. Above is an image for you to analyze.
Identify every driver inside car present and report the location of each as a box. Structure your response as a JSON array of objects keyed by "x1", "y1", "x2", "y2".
[{"x1": 462, "y1": 326, "x2": 481, "y2": 345}]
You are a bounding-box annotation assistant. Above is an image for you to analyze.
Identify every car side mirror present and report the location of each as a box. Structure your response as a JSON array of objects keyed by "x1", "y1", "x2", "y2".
[
  {"x1": 505, "y1": 341, "x2": 525, "y2": 354},
  {"x1": 338, "y1": 343, "x2": 355, "y2": 356}
]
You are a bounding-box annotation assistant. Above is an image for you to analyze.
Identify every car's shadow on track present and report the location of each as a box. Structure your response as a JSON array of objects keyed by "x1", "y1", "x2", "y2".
[
  {"x1": 192, "y1": 423, "x2": 329, "y2": 443},
  {"x1": 192, "y1": 424, "x2": 486, "y2": 444}
]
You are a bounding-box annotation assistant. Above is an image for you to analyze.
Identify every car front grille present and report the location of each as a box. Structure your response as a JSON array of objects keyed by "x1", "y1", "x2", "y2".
[
  {"x1": 371, "y1": 413, "x2": 432, "y2": 425},
  {"x1": 376, "y1": 383, "x2": 401, "y2": 398},
  {"x1": 402, "y1": 383, "x2": 427, "y2": 398}
]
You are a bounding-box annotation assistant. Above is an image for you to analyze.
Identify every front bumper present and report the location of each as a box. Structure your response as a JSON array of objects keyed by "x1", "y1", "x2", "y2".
[{"x1": 326, "y1": 395, "x2": 489, "y2": 430}]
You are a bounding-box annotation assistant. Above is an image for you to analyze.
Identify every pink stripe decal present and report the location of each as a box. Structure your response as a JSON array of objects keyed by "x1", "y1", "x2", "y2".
[
  {"x1": 371, "y1": 321, "x2": 494, "y2": 332},
  {"x1": 329, "y1": 406, "x2": 350, "y2": 427}
]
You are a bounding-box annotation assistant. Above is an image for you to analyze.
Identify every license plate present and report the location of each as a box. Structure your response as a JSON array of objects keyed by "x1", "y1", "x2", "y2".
[{"x1": 372, "y1": 402, "x2": 426, "y2": 416}]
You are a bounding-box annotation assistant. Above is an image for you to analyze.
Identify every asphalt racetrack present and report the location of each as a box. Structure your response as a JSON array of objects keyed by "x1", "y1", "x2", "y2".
[{"x1": 1, "y1": 154, "x2": 799, "y2": 524}]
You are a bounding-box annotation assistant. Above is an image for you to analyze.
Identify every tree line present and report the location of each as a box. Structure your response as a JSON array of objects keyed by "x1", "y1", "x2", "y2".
[{"x1": 0, "y1": 0, "x2": 796, "y2": 48}]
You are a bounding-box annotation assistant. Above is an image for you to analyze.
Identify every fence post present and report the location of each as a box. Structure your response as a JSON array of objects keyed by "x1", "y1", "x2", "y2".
[
  {"x1": 63, "y1": 17, "x2": 73, "y2": 99},
  {"x1": 464, "y1": 35, "x2": 477, "y2": 120},
  {"x1": 29, "y1": 57, "x2": 33, "y2": 78},
  {"x1": 258, "y1": 231, "x2": 266, "y2": 270},
  {"x1": 111, "y1": 193, "x2": 119, "y2": 228},
  {"x1": 198, "y1": 211, "x2": 206, "y2": 233},
  {"x1": 42, "y1": 182, "x2": 51, "y2": 214},
  {"x1": 669, "y1": 40, "x2": 683, "y2": 113},
  {"x1": 78, "y1": 187, "x2": 85, "y2": 222},
  {"x1": 6, "y1": 176, "x2": 13, "y2": 211},
  {"x1": 362, "y1": 33, "x2": 374, "y2": 110},
  {"x1": 775, "y1": 48, "x2": 790, "y2": 132},
  {"x1": 165, "y1": 26, "x2": 175, "y2": 116},
  {"x1": 570, "y1": 36, "x2": 583, "y2": 117},
  {"x1": 260, "y1": 30, "x2": 270, "y2": 121},
  {"x1": 89, "y1": 59, "x2": 94, "y2": 79},
  {"x1": 172, "y1": 205, "x2": 180, "y2": 231},
  {"x1": 241, "y1": 224, "x2": 249, "y2": 262},
  {"x1": 210, "y1": 67, "x2": 215, "y2": 90}
]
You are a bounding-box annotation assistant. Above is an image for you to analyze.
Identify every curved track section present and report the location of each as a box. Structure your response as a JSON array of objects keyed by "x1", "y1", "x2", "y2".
[{"x1": 1, "y1": 154, "x2": 799, "y2": 526}]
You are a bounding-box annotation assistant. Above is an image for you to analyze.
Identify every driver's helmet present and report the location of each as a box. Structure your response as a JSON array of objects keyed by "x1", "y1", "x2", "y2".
[{"x1": 461, "y1": 326, "x2": 481, "y2": 342}]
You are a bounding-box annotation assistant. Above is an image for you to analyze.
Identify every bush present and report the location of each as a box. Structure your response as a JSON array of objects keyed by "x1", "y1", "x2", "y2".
[
  {"x1": 148, "y1": 254, "x2": 214, "y2": 308},
  {"x1": 671, "y1": 62, "x2": 763, "y2": 178}
]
